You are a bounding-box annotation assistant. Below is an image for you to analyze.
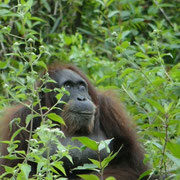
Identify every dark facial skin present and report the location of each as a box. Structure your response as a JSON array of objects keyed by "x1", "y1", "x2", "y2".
[
  {"x1": 48, "y1": 70, "x2": 108, "y2": 177},
  {"x1": 54, "y1": 69, "x2": 96, "y2": 135}
]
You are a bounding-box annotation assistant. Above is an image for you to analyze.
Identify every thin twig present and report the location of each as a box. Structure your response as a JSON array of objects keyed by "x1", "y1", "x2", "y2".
[
  {"x1": 54, "y1": 1, "x2": 58, "y2": 15},
  {"x1": 1, "y1": 42, "x2": 6, "y2": 54},
  {"x1": 25, "y1": 105, "x2": 34, "y2": 163},
  {"x1": 97, "y1": 150, "x2": 104, "y2": 180},
  {"x1": 121, "y1": 84, "x2": 150, "y2": 115},
  {"x1": 159, "y1": 113, "x2": 168, "y2": 178},
  {"x1": 154, "y1": 38, "x2": 173, "y2": 82},
  {"x1": 154, "y1": 0, "x2": 174, "y2": 29},
  {"x1": 7, "y1": 89, "x2": 40, "y2": 116}
]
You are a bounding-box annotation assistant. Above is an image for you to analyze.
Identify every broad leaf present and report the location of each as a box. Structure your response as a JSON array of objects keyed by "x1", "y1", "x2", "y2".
[
  {"x1": 47, "y1": 113, "x2": 65, "y2": 125},
  {"x1": 72, "y1": 137, "x2": 98, "y2": 151}
]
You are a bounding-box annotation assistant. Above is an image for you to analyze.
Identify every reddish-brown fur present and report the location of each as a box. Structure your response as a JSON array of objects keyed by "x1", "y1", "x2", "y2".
[{"x1": 0, "y1": 63, "x2": 151, "y2": 179}]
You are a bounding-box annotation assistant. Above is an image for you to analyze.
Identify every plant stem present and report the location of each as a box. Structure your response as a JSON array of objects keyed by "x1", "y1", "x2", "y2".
[
  {"x1": 97, "y1": 150, "x2": 104, "y2": 180},
  {"x1": 159, "y1": 113, "x2": 168, "y2": 178},
  {"x1": 154, "y1": 0, "x2": 174, "y2": 29}
]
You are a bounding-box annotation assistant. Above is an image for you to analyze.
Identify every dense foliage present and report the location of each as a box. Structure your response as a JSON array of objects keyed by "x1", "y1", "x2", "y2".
[{"x1": 0, "y1": 0, "x2": 180, "y2": 179}]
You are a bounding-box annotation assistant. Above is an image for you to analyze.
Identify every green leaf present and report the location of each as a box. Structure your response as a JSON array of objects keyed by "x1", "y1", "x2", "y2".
[
  {"x1": 89, "y1": 159, "x2": 100, "y2": 169},
  {"x1": 36, "y1": 61, "x2": 47, "y2": 70},
  {"x1": 16, "y1": 93, "x2": 27, "y2": 100},
  {"x1": 95, "y1": 0, "x2": 105, "y2": 7},
  {"x1": 108, "y1": 11, "x2": 120, "y2": 18},
  {"x1": 132, "y1": 18, "x2": 144, "y2": 23},
  {"x1": 146, "y1": 98, "x2": 165, "y2": 113},
  {"x1": 135, "y1": 52, "x2": 148, "y2": 59},
  {"x1": 165, "y1": 152, "x2": 180, "y2": 167},
  {"x1": 56, "y1": 92, "x2": 64, "y2": 101},
  {"x1": 146, "y1": 131, "x2": 165, "y2": 138},
  {"x1": 47, "y1": 113, "x2": 65, "y2": 125},
  {"x1": 121, "y1": 41, "x2": 130, "y2": 49},
  {"x1": 1, "y1": 154, "x2": 21, "y2": 160},
  {"x1": 64, "y1": 35, "x2": 72, "y2": 45},
  {"x1": 73, "y1": 163, "x2": 98, "y2": 171},
  {"x1": 51, "y1": 161, "x2": 66, "y2": 176},
  {"x1": 24, "y1": 0, "x2": 33, "y2": 11},
  {"x1": 17, "y1": 164, "x2": 31, "y2": 180},
  {"x1": 42, "y1": 87, "x2": 52, "y2": 93},
  {"x1": 167, "y1": 142, "x2": 180, "y2": 158},
  {"x1": 30, "y1": 16, "x2": 47, "y2": 23},
  {"x1": 77, "y1": 27, "x2": 95, "y2": 36},
  {"x1": 101, "y1": 147, "x2": 122, "y2": 169},
  {"x1": 98, "y1": 139, "x2": 113, "y2": 152},
  {"x1": 138, "y1": 170, "x2": 152, "y2": 180},
  {"x1": 152, "y1": 142, "x2": 163, "y2": 150},
  {"x1": 25, "y1": 114, "x2": 39, "y2": 127},
  {"x1": 15, "y1": 150, "x2": 26, "y2": 156},
  {"x1": 105, "y1": 177, "x2": 116, "y2": 180},
  {"x1": 0, "y1": 61, "x2": 8, "y2": 69},
  {"x1": 107, "y1": 0, "x2": 115, "y2": 7},
  {"x1": 50, "y1": 16, "x2": 61, "y2": 34},
  {"x1": 11, "y1": 127, "x2": 25, "y2": 141},
  {"x1": 96, "y1": 74, "x2": 116, "y2": 85},
  {"x1": 0, "y1": 9, "x2": 10, "y2": 16},
  {"x1": 72, "y1": 137, "x2": 98, "y2": 151},
  {"x1": 164, "y1": 102, "x2": 173, "y2": 113},
  {"x1": 78, "y1": 174, "x2": 100, "y2": 180},
  {"x1": 2, "y1": 166, "x2": 16, "y2": 177},
  {"x1": 0, "y1": 140, "x2": 11, "y2": 144},
  {"x1": 120, "y1": 68, "x2": 135, "y2": 79}
]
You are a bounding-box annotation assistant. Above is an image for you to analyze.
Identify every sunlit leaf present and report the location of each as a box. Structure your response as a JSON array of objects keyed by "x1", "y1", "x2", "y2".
[
  {"x1": 72, "y1": 137, "x2": 98, "y2": 151},
  {"x1": 47, "y1": 113, "x2": 65, "y2": 125},
  {"x1": 78, "y1": 174, "x2": 99, "y2": 180}
]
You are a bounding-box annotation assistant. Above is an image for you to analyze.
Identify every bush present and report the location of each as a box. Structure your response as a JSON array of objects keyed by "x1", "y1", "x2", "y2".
[{"x1": 0, "y1": 0, "x2": 180, "y2": 179}]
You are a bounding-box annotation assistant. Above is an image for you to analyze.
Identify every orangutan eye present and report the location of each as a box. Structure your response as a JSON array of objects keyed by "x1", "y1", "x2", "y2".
[
  {"x1": 64, "y1": 81, "x2": 73, "y2": 89},
  {"x1": 79, "y1": 83, "x2": 86, "y2": 91}
]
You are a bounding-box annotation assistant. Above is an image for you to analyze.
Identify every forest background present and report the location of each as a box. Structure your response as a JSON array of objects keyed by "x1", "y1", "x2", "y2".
[{"x1": 0, "y1": 0, "x2": 180, "y2": 179}]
